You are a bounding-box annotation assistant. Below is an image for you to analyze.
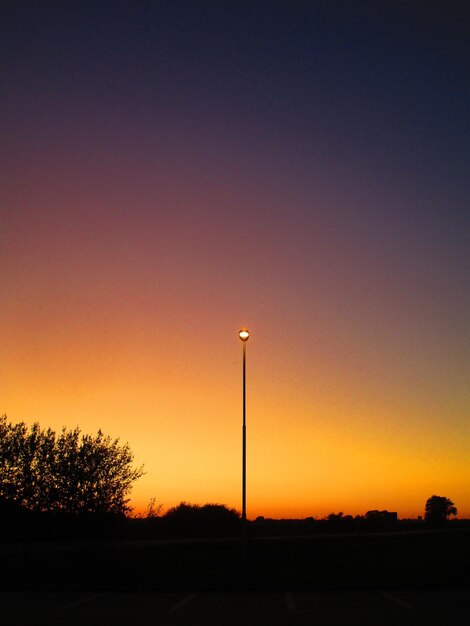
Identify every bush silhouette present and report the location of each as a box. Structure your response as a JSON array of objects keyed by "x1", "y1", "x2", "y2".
[
  {"x1": 162, "y1": 502, "x2": 240, "y2": 536},
  {"x1": 0, "y1": 414, "x2": 144, "y2": 516}
]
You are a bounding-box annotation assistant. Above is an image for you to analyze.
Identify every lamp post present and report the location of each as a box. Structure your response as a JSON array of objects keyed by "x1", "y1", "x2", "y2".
[{"x1": 238, "y1": 329, "x2": 249, "y2": 522}]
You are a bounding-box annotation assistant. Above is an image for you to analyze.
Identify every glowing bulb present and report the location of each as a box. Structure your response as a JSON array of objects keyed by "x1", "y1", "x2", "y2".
[{"x1": 238, "y1": 329, "x2": 250, "y2": 341}]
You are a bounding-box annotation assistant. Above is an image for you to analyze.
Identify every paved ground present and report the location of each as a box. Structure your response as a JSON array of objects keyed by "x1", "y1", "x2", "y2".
[{"x1": 1, "y1": 588, "x2": 469, "y2": 625}]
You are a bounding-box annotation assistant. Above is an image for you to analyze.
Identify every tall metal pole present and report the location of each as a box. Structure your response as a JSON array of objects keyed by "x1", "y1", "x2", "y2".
[
  {"x1": 242, "y1": 339, "x2": 246, "y2": 521},
  {"x1": 238, "y1": 328, "x2": 249, "y2": 557}
]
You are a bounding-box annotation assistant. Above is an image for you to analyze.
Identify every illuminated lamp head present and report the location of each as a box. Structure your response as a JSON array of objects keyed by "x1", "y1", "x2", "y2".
[{"x1": 238, "y1": 329, "x2": 250, "y2": 341}]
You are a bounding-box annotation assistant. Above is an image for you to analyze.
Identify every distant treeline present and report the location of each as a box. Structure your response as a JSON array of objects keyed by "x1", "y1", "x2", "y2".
[
  {"x1": 0, "y1": 498, "x2": 241, "y2": 541},
  {"x1": 2, "y1": 497, "x2": 468, "y2": 543}
]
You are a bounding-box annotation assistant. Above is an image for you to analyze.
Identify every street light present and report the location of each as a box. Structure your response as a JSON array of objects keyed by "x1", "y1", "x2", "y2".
[{"x1": 238, "y1": 329, "x2": 249, "y2": 522}]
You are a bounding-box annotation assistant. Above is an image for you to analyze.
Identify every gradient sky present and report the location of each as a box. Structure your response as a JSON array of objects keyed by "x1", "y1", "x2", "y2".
[{"x1": 1, "y1": 1, "x2": 469, "y2": 519}]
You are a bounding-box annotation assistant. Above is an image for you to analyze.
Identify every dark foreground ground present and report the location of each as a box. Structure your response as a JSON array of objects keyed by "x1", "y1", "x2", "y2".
[
  {"x1": 1, "y1": 529, "x2": 469, "y2": 624},
  {"x1": 2, "y1": 528, "x2": 469, "y2": 590},
  {"x1": 2, "y1": 588, "x2": 470, "y2": 626}
]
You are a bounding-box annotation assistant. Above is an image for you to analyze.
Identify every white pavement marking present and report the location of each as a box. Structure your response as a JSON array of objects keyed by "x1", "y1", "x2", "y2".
[
  {"x1": 56, "y1": 593, "x2": 105, "y2": 611},
  {"x1": 171, "y1": 592, "x2": 198, "y2": 611},
  {"x1": 284, "y1": 592, "x2": 296, "y2": 611},
  {"x1": 379, "y1": 591, "x2": 414, "y2": 610}
]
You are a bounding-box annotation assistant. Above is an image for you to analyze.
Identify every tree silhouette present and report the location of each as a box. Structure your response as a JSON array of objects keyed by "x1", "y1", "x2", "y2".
[
  {"x1": 424, "y1": 495, "x2": 457, "y2": 526},
  {"x1": 0, "y1": 415, "x2": 144, "y2": 515}
]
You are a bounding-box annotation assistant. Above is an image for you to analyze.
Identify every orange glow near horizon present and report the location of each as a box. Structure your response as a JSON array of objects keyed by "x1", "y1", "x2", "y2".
[{"x1": 2, "y1": 309, "x2": 469, "y2": 519}]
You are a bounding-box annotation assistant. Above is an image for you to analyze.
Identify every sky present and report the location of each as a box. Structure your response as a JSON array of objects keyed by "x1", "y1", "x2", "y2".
[{"x1": 1, "y1": 0, "x2": 469, "y2": 519}]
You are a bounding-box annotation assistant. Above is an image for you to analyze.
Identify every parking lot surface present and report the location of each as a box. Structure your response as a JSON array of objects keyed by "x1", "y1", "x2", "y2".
[{"x1": 1, "y1": 588, "x2": 469, "y2": 625}]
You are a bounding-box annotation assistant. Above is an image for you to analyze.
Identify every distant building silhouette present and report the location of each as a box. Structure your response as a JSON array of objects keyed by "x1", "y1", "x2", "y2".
[{"x1": 365, "y1": 510, "x2": 398, "y2": 529}]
